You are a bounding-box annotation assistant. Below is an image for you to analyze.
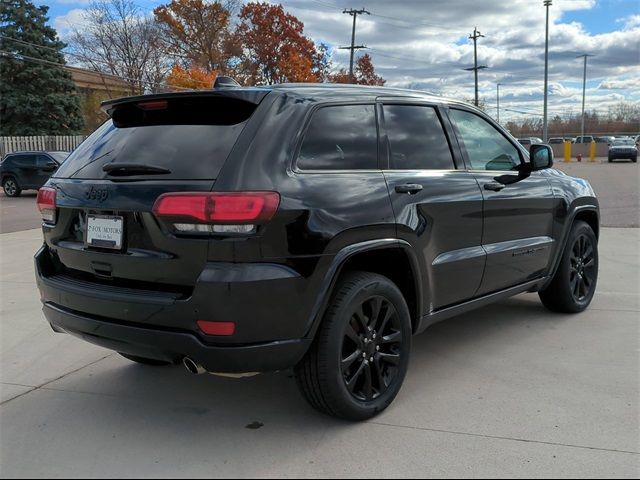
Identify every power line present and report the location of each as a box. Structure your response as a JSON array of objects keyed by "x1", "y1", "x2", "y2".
[
  {"x1": 0, "y1": 34, "x2": 212, "y2": 89},
  {"x1": 0, "y1": 49, "x2": 195, "y2": 92},
  {"x1": 306, "y1": 0, "x2": 469, "y2": 32}
]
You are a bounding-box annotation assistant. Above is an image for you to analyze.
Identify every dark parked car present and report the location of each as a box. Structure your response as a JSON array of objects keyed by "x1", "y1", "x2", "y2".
[
  {"x1": 595, "y1": 136, "x2": 615, "y2": 145},
  {"x1": 35, "y1": 84, "x2": 600, "y2": 420},
  {"x1": 1, "y1": 151, "x2": 68, "y2": 197},
  {"x1": 608, "y1": 138, "x2": 638, "y2": 163}
]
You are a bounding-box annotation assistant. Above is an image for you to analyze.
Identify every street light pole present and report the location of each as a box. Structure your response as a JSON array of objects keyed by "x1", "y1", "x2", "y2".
[
  {"x1": 577, "y1": 54, "x2": 594, "y2": 140},
  {"x1": 496, "y1": 83, "x2": 502, "y2": 124},
  {"x1": 543, "y1": 0, "x2": 552, "y2": 142}
]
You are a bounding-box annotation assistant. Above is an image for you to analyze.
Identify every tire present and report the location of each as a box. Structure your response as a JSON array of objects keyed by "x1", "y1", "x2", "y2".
[
  {"x1": 632, "y1": 157, "x2": 637, "y2": 163},
  {"x1": 539, "y1": 220, "x2": 598, "y2": 313},
  {"x1": 295, "y1": 271, "x2": 412, "y2": 421},
  {"x1": 3, "y1": 177, "x2": 21, "y2": 197},
  {"x1": 119, "y1": 352, "x2": 172, "y2": 366}
]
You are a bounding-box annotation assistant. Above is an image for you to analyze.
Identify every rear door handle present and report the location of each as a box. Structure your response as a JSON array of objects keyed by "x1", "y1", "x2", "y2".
[
  {"x1": 484, "y1": 182, "x2": 505, "y2": 192},
  {"x1": 395, "y1": 184, "x2": 423, "y2": 194}
]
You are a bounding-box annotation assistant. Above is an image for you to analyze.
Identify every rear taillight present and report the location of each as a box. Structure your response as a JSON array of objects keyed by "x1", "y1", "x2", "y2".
[
  {"x1": 37, "y1": 187, "x2": 57, "y2": 224},
  {"x1": 152, "y1": 192, "x2": 280, "y2": 234}
]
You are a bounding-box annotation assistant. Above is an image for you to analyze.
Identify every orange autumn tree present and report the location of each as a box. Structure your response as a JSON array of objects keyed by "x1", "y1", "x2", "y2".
[
  {"x1": 237, "y1": 2, "x2": 329, "y2": 85},
  {"x1": 329, "y1": 54, "x2": 386, "y2": 86},
  {"x1": 166, "y1": 64, "x2": 217, "y2": 90},
  {"x1": 154, "y1": 0, "x2": 239, "y2": 74}
]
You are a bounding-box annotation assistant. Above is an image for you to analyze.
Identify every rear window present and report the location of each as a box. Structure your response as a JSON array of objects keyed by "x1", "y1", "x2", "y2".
[
  {"x1": 54, "y1": 96, "x2": 257, "y2": 180},
  {"x1": 297, "y1": 105, "x2": 378, "y2": 170}
]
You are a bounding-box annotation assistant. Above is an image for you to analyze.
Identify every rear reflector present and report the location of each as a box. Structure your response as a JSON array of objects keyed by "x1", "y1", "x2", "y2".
[
  {"x1": 37, "y1": 187, "x2": 57, "y2": 224},
  {"x1": 153, "y1": 192, "x2": 280, "y2": 224},
  {"x1": 197, "y1": 321, "x2": 236, "y2": 336}
]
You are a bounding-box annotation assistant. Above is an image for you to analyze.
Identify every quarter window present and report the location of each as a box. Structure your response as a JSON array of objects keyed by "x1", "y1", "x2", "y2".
[
  {"x1": 450, "y1": 109, "x2": 521, "y2": 171},
  {"x1": 297, "y1": 105, "x2": 378, "y2": 170},
  {"x1": 383, "y1": 105, "x2": 454, "y2": 170}
]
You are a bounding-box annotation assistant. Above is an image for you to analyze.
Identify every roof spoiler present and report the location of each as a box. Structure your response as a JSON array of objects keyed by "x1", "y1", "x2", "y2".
[{"x1": 100, "y1": 88, "x2": 270, "y2": 115}]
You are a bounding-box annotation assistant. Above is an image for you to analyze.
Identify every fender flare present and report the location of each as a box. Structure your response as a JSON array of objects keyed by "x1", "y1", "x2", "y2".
[
  {"x1": 304, "y1": 238, "x2": 423, "y2": 339},
  {"x1": 542, "y1": 204, "x2": 599, "y2": 290}
]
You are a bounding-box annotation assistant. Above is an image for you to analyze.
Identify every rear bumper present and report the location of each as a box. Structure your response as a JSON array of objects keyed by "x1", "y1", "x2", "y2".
[
  {"x1": 42, "y1": 302, "x2": 310, "y2": 373},
  {"x1": 35, "y1": 246, "x2": 314, "y2": 372}
]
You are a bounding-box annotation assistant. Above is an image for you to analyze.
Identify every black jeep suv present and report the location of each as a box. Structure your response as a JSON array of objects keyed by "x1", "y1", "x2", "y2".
[
  {"x1": 1, "y1": 151, "x2": 67, "y2": 197},
  {"x1": 35, "y1": 84, "x2": 599, "y2": 420}
]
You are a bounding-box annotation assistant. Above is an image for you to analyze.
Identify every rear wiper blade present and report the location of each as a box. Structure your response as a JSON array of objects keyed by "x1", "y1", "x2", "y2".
[{"x1": 103, "y1": 163, "x2": 171, "y2": 176}]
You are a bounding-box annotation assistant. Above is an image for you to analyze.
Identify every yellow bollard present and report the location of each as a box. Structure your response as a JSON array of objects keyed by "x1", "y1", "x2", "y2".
[
  {"x1": 564, "y1": 140, "x2": 572, "y2": 162},
  {"x1": 589, "y1": 140, "x2": 596, "y2": 162}
]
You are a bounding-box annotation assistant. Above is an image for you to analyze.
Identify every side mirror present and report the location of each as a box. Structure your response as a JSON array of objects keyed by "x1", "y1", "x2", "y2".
[{"x1": 529, "y1": 144, "x2": 553, "y2": 170}]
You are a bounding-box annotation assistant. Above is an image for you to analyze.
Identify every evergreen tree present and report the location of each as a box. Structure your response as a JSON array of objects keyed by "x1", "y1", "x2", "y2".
[{"x1": 0, "y1": 0, "x2": 84, "y2": 135}]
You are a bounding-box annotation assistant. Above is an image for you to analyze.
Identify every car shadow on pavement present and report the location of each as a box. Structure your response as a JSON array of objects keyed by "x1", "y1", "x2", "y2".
[{"x1": 41, "y1": 293, "x2": 566, "y2": 428}]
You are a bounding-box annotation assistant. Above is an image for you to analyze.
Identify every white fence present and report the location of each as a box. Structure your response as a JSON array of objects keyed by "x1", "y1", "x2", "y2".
[{"x1": 0, "y1": 136, "x2": 86, "y2": 156}]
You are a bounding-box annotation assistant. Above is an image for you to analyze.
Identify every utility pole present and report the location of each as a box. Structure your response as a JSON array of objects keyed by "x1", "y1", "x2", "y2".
[
  {"x1": 577, "y1": 54, "x2": 595, "y2": 140},
  {"x1": 496, "y1": 83, "x2": 502, "y2": 124},
  {"x1": 340, "y1": 9, "x2": 370, "y2": 82},
  {"x1": 464, "y1": 27, "x2": 487, "y2": 107},
  {"x1": 543, "y1": 0, "x2": 552, "y2": 142}
]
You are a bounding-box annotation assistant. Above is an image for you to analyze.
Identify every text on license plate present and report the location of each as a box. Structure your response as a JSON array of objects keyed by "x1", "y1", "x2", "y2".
[{"x1": 86, "y1": 215, "x2": 124, "y2": 250}]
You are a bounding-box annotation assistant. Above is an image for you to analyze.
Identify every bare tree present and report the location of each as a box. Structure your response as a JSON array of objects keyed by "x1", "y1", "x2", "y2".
[
  {"x1": 608, "y1": 101, "x2": 640, "y2": 123},
  {"x1": 69, "y1": 0, "x2": 170, "y2": 94}
]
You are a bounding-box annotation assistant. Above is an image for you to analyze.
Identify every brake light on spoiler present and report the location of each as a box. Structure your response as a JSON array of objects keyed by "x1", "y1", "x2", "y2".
[{"x1": 152, "y1": 192, "x2": 280, "y2": 234}]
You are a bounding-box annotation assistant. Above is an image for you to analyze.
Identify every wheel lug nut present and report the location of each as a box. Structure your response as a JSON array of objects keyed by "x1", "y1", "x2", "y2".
[
  {"x1": 376, "y1": 346, "x2": 380, "y2": 351},
  {"x1": 369, "y1": 357, "x2": 374, "y2": 362},
  {"x1": 362, "y1": 352, "x2": 367, "y2": 358},
  {"x1": 364, "y1": 338, "x2": 369, "y2": 344}
]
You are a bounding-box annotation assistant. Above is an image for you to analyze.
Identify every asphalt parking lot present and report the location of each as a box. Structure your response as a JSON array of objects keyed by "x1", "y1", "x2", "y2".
[{"x1": 1, "y1": 159, "x2": 639, "y2": 477}]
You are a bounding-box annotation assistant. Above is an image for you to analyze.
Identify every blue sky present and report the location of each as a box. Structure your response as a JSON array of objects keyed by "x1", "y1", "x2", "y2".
[{"x1": 36, "y1": 0, "x2": 640, "y2": 122}]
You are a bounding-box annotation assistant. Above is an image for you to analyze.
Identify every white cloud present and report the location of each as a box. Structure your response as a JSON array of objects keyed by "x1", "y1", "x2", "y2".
[
  {"x1": 617, "y1": 14, "x2": 640, "y2": 30},
  {"x1": 54, "y1": 8, "x2": 88, "y2": 37},
  {"x1": 281, "y1": 0, "x2": 639, "y2": 118},
  {"x1": 55, "y1": 0, "x2": 91, "y2": 5},
  {"x1": 58, "y1": 0, "x2": 639, "y2": 120}
]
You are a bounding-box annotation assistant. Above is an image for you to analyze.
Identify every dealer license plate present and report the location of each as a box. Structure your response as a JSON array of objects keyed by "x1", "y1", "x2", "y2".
[{"x1": 86, "y1": 215, "x2": 124, "y2": 250}]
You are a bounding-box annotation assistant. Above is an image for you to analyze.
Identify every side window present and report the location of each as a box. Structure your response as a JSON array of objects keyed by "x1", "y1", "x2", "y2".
[
  {"x1": 36, "y1": 155, "x2": 52, "y2": 167},
  {"x1": 383, "y1": 105, "x2": 455, "y2": 170},
  {"x1": 450, "y1": 109, "x2": 521, "y2": 171},
  {"x1": 297, "y1": 105, "x2": 378, "y2": 170},
  {"x1": 14, "y1": 155, "x2": 36, "y2": 167}
]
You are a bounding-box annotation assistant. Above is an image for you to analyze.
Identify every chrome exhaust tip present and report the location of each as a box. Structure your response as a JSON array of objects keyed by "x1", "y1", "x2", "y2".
[{"x1": 183, "y1": 357, "x2": 206, "y2": 375}]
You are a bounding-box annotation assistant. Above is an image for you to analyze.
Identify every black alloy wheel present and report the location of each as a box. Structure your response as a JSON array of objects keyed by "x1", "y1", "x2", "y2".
[
  {"x1": 341, "y1": 295, "x2": 403, "y2": 402},
  {"x1": 539, "y1": 220, "x2": 598, "y2": 313},
  {"x1": 295, "y1": 271, "x2": 411, "y2": 421},
  {"x1": 569, "y1": 233, "x2": 597, "y2": 302}
]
